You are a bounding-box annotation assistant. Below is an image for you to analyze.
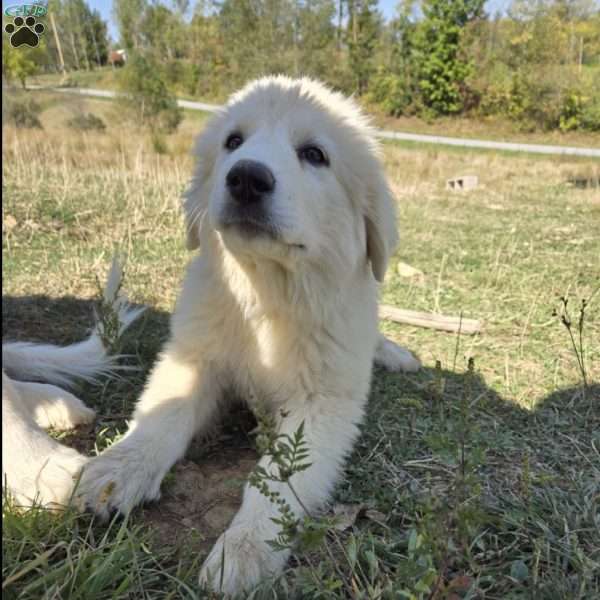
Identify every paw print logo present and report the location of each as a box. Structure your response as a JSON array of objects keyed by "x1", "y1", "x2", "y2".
[{"x1": 4, "y1": 16, "x2": 45, "y2": 48}]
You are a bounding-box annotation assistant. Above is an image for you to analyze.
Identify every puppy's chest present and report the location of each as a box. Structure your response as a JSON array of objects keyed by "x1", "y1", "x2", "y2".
[{"x1": 225, "y1": 319, "x2": 325, "y2": 408}]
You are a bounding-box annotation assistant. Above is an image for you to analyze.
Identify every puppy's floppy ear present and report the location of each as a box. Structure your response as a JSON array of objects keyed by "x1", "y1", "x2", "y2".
[
  {"x1": 183, "y1": 189, "x2": 202, "y2": 250},
  {"x1": 182, "y1": 112, "x2": 224, "y2": 251},
  {"x1": 364, "y1": 176, "x2": 399, "y2": 282}
]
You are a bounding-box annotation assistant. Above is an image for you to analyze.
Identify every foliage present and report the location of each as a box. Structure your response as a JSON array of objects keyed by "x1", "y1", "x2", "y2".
[
  {"x1": 113, "y1": 0, "x2": 148, "y2": 51},
  {"x1": 2, "y1": 40, "x2": 42, "y2": 89},
  {"x1": 347, "y1": 0, "x2": 381, "y2": 94},
  {"x1": 3, "y1": 96, "x2": 43, "y2": 129},
  {"x1": 368, "y1": 0, "x2": 419, "y2": 115},
  {"x1": 48, "y1": 0, "x2": 109, "y2": 69},
  {"x1": 117, "y1": 53, "x2": 182, "y2": 133},
  {"x1": 560, "y1": 89, "x2": 600, "y2": 132},
  {"x1": 580, "y1": 94, "x2": 600, "y2": 131},
  {"x1": 368, "y1": 67, "x2": 416, "y2": 116},
  {"x1": 413, "y1": 0, "x2": 486, "y2": 116},
  {"x1": 67, "y1": 112, "x2": 106, "y2": 131},
  {"x1": 10, "y1": 0, "x2": 600, "y2": 132}
]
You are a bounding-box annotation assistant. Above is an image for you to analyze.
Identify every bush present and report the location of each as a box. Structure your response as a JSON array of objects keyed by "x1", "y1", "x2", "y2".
[
  {"x1": 560, "y1": 91, "x2": 600, "y2": 133},
  {"x1": 476, "y1": 66, "x2": 600, "y2": 133},
  {"x1": 150, "y1": 131, "x2": 168, "y2": 154},
  {"x1": 67, "y1": 112, "x2": 106, "y2": 132},
  {"x1": 118, "y1": 53, "x2": 182, "y2": 134},
  {"x1": 580, "y1": 97, "x2": 600, "y2": 132},
  {"x1": 164, "y1": 60, "x2": 201, "y2": 97},
  {"x1": 4, "y1": 97, "x2": 43, "y2": 129},
  {"x1": 367, "y1": 68, "x2": 415, "y2": 116}
]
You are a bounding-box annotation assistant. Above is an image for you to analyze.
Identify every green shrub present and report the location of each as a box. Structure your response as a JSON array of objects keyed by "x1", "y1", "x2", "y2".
[
  {"x1": 368, "y1": 68, "x2": 415, "y2": 116},
  {"x1": 150, "y1": 132, "x2": 168, "y2": 155},
  {"x1": 4, "y1": 97, "x2": 43, "y2": 129},
  {"x1": 118, "y1": 53, "x2": 182, "y2": 134},
  {"x1": 164, "y1": 60, "x2": 201, "y2": 97},
  {"x1": 580, "y1": 97, "x2": 600, "y2": 132},
  {"x1": 67, "y1": 112, "x2": 106, "y2": 132},
  {"x1": 476, "y1": 67, "x2": 600, "y2": 133}
]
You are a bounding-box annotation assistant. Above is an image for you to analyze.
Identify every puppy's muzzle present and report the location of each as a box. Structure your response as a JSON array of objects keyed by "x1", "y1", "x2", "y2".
[{"x1": 226, "y1": 160, "x2": 275, "y2": 206}]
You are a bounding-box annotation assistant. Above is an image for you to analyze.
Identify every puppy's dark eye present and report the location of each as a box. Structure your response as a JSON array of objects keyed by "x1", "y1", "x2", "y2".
[
  {"x1": 225, "y1": 133, "x2": 243, "y2": 151},
  {"x1": 298, "y1": 145, "x2": 328, "y2": 167}
]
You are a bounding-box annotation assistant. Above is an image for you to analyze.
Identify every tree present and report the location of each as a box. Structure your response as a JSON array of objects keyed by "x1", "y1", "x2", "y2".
[
  {"x1": 346, "y1": 0, "x2": 381, "y2": 94},
  {"x1": 44, "y1": 0, "x2": 109, "y2": 69},
  {"x1": 114, "y1": 0, "x2": 148, "y2": 49},
  {"x1": 2, "y1": 38, "x2": 47, "y2": 88},
  {"x1": 368, "y1": 0, "x2": 418, "y2": 115},
  {"x1": 118, "y1": 52, "x2": 182, "y2": 132},
  {"x1": 414, "y1": 0, "x2": 486, "y2": 115},
  {"x1": 295, "y1": 0, "x2": 337, "y2": 81}
]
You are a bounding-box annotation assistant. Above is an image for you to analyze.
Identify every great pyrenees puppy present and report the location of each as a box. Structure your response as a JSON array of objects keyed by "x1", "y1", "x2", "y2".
[{"x1": 79, "y1": 76, "x2": 418, "y2": 595}]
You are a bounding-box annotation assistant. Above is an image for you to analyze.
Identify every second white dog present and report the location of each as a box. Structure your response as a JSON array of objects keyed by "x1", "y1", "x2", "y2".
[
  {"x1": 2, "y1": 260, "x2": 144, "y2": 508},
  {"x1": 78, "y1": 76, "x2": 418, "y2": 595}
]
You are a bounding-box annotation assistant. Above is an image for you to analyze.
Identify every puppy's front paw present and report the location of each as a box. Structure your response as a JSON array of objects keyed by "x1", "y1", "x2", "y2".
[
  {"x1": 375, "y1": 337, "x2": 421, "y2": 373},
  {"x1": 199, "y1": 525, "x2": 287, "y2": 598},
  {"x1": 77, "y1": 444, "x2": 163, "y2": 519}
]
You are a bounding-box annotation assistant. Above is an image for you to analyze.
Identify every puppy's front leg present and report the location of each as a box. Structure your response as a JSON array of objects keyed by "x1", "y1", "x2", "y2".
[
  {"x1": 78, "y1": 343, "x2": 219, "y2": 518},
  {"x1": 200, "y1": 396, "x2": 365, "y2": 596}
]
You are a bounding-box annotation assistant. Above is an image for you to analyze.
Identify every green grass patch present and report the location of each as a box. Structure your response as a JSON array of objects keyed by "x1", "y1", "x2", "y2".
[{"x1": 2, "y1": 105, "x2": 599, "y2": 598}]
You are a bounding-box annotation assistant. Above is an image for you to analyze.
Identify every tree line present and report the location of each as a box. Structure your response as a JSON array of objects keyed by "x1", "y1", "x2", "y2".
[{"x1": 3, "y1": 0, "x2": 600, "y2": 132}]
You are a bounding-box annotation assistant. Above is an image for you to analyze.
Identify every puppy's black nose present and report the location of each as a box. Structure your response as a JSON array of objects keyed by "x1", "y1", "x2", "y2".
[{"x1": 226, "y1": 160, "x2": 275, "y2": 205}]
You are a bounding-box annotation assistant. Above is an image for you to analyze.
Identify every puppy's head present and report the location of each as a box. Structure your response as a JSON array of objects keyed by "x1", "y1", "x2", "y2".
[{"x1": 184, "y1": 76, "x2": 398, "y2": 282}]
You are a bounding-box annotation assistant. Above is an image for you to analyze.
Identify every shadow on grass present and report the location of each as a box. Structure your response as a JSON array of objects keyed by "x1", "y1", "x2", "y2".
[
  {"x1": 2, "y1": 293, "x2": 258, "y2": 558},
  {"x1": 2, "y1": 293, "x2": 169, "y2": 361},
  {"x1": 3, "y1": 293, "x2": 598, "y2": 592}
]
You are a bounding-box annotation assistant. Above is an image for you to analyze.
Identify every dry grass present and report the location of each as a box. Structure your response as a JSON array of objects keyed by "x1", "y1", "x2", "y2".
[{"x1": 2, "y1": 89, "x2": 599, "y2": 599}]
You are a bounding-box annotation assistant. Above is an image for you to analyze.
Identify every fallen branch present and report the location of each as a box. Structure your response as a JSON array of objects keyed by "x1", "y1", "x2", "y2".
[{"x1": 379, "y1": 305, "x2": 482, "y2": 335}]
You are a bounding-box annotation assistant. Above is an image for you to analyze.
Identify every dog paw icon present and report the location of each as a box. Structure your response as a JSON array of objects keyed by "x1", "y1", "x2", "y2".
[{"x1": 5, "y1": 16, "x2": 45, "y2": 48}]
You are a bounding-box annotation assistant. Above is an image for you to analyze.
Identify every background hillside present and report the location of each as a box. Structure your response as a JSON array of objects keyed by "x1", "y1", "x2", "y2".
[{"x1": 3, "y1": 0, "x2": 600, "y2": 136}]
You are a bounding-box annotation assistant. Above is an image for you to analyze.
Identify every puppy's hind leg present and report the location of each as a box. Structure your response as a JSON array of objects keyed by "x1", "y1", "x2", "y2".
[
  {"x1": 2, "y1": 371, "x2": 87, "y2": 508},
  {"x1": 13, "y1": 380, "x2": 96, "y2": 431},
  {"x1": 374, "y1": 333, "x2": 421, "y2": 372}
]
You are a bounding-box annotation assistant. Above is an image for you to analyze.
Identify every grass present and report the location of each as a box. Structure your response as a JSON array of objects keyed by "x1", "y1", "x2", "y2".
[
  {"x1": 30, "y1": 68, "x2": 600, "y2": 149},
  {"x1": 2, "y1": 87, "x2": 600, "y2": 599}
]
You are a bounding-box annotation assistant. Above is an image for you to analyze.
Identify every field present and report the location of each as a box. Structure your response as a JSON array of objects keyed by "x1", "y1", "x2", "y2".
[{"x1": 2, "y1": 89, "x2": 600, "y2": 599}]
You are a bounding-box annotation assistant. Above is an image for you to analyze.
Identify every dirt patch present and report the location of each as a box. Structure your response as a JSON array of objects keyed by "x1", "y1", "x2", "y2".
[{"x1": 140, "y1": 446, "x2": 258, "y2": 557}]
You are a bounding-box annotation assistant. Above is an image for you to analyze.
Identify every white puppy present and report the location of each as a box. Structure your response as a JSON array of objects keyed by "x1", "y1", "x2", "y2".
[
  {"x1": 2, "y1": 261, "x2": 144, "y2": 508},
  {"x1": 78, "y1": 77, "x2": 418, "y2": 595}
]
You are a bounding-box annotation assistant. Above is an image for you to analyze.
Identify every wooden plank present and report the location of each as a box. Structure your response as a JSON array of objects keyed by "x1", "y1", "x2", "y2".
[{"x1": 380, "y1": 305, "x2": 482, "y2": 335}]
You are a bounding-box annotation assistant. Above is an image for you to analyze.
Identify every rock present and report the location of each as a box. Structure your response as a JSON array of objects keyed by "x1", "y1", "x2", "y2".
[
  {"x1": 3, "y1": 214, "x2": 17, "y2": 231},
  {"x1": 397, "y1": 262, "x2": 425, "y2": 284}
]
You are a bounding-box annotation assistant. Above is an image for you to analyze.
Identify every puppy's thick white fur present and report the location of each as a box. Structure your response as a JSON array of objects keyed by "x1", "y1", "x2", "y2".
[
  {"x1": 374, "y1": 333, "x2": 421, "y2": 373},
  {"x1": 78, "y1": 77, "x2": 414, "y2": 595},
  {"x1": 2, "y1": 259, "x2": 144, "y2": 508},
  {"x1": 2, "y1": 371, "x2": 90, "y2": 507}
]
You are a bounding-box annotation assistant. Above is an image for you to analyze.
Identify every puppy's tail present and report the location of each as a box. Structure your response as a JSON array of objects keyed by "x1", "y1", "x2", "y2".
[{"x1": 2, "y1": 258, "x2": 146, "y2": 387}]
